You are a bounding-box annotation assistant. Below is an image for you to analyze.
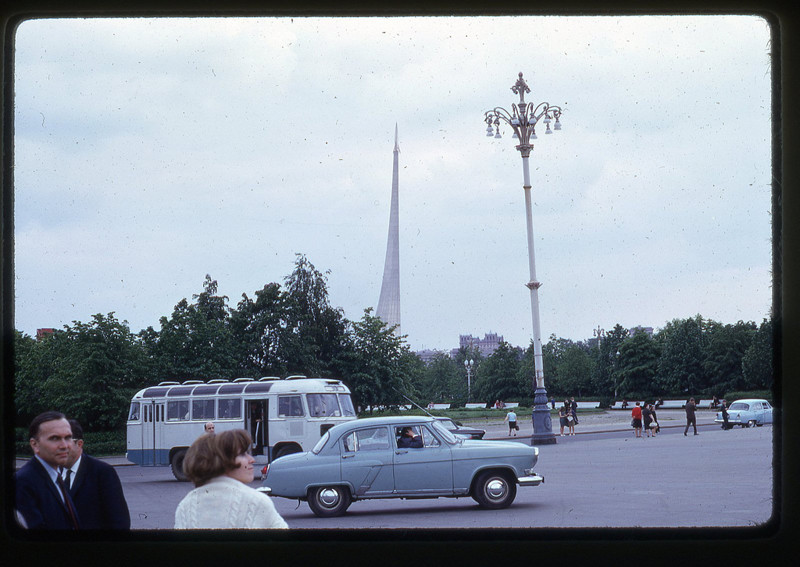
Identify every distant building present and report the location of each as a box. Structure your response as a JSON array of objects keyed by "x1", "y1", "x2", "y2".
[
  {"x1": 628, "y1": 326, "x2": 654, "y2": 337},
  {"x1": 36, "y1": 328, "x2": 55, "y2": 341},
  {"x1": 451, "y1": 332, "x2": 504, "y2": 358},
  {"x1": 414, "y1": 349, "x2": 448, "y2": 364},
  {"x1": 587, "y1": 325, "x2": 653, "y2": 347}
]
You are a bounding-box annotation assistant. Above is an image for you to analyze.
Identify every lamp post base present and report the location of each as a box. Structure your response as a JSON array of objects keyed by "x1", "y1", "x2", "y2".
[{"x1": 531, "y1": 386, "x2": 557, "y2": 445}]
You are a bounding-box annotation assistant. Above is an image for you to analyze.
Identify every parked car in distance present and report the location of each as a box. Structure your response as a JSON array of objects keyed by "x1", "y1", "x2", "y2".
[
  {"x1": 262, "y1": 415, "x2": 542, "y2": 517},
  {"x1": 435, "y1": 417, "x2": 486, "y2": 439},
  {"x1": 715, "y1": 399, "x2": 773, "y2": 428}
]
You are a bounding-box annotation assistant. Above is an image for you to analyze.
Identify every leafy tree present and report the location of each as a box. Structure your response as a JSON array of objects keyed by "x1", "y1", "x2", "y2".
[
  {"x1": 741, "y1": 317, "x2": 774, "y2": 390},
  {"x1": 475, "y1": 341, "x2": 524, "y2": 403},
  {"x1": 656, "y1": 315, "x2": 705, "y2": 396},
  {"x1": 230, "y1": 282, "x2": 284, "y2": 376},
  {"x1": 591, "y1": 324, "x2": 629, "y2": 396},
  {"x1": 147, "y1": 276, "x2": 240, "y2": 380},
  {"x1": 14, "y1": 330, "x2": 56, "y2": 426},
  {"x1": 338, "y1": 309, "x2": 414, "y2": 411},
  {"x1": 616, "y1": 330, "x2": 661, "y2": 398},
  {"x1": 555, "y1": 344, "x2": 594, "y2": 397},
  {"x1": 419, "y1": 352, "x2": 464, "y2": 404},
  {"x1": 19, "y1": 313, "x2": 151, "y2": 431},
  {"x1": 278, "y1": 254, "x2": 348, "y2": 376},
  {"x1": 702, "y1": 320, "x2": 757, "y2": 393}
]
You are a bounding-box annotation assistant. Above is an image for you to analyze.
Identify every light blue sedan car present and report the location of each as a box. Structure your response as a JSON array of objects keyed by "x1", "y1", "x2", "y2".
[
  {"x1": 715, "y1": 398, "x2": 774, "y2": 428},
  {"x1": 261, "y1": 415, "x2": 543, "y2": 517}
]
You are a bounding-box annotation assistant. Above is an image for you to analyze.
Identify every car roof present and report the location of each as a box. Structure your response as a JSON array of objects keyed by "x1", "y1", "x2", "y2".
[
  {"x1": 730, "y1": 399, "x2": 769, "y2": 404},
  {"x1": 325, "y1": 415, "x2": 436, "y2": 436}
]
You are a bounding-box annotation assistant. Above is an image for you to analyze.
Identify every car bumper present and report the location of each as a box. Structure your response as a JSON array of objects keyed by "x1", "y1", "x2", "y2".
[{"x1": 518, "y1": 474, "x2": 544, "y2": 487}]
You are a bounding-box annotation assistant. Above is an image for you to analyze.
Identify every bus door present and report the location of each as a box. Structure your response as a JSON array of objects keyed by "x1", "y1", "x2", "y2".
[
  {"x1": 247, "y1": 400, "x2": 269, "y2": 457},
  {"x1": 141, "y1": 400, "x2": 165, "y2": 466}
]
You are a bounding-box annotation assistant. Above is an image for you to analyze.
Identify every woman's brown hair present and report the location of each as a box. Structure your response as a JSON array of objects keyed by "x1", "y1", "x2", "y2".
[{"x1": 183, "y1": 429, "x2": 253, "y2": 487}]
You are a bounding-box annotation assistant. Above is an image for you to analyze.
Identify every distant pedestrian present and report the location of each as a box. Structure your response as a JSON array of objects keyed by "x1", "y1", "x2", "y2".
[
  {"x1": 550, "y1": 397, "x2": 556, "y2": 409},
  {"x1": 504, "y1": 410, "x2": 518, "y2": 436},
  {"x1": 558, "y1": 404, "x2": 568, "y2": 437},
  {"x1": 631, "y1": 402, "x2": 643, "y2": 438},
  {"x1": 563, "y1": 400, "x2": 575, "y2": 436},
  {"x1": 570, "y1": 397, "x2": 579, "y2": 425},
  {"x1": 720, "y1": 400, "x2": 730, "y2": 430},
  {"x1": 649, "y1": 404, "x2": 660, "y2": 435},
  {"x1": 622, "y1": 399, "x2": 628, "y2": 409},
  {"x1": 642, "y1": 403, "x2": 653, "y2": 437},
  {"x1": 684, "y1": 397, "x2": 698, "y2": 436}
]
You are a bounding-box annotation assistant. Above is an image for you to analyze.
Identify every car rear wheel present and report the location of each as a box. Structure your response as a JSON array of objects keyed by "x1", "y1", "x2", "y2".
[
  {"x1": 472, "y1": 471, "x2": 517, "y2": 509},
  {"x1": 747, "y1": 420, "x2": 757, "y2": 428},
  {"x1": 307, "y1": 486, "x2": 352, "y2": 517}
]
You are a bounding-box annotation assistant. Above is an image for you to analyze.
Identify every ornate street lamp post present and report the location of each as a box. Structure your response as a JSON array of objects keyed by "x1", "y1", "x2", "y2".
[
  {"x1": 484, "y1": 72, "x2": 563, "y2": 445},
  {"x1": 464, "y1": 359, "x2": 474, "y2": 402}
]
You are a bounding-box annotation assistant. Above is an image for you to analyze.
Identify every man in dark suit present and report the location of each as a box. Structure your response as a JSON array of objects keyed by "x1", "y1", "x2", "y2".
[
  {"x1": 15, "y1": 411, "x2": 81, "y2": 529},
  {"x1": 62, "y1": 419, "x2": 130, "y2": 530}
]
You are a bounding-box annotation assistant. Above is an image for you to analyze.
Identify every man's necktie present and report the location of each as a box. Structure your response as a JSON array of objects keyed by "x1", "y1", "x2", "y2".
[
  {"x1": 64, "y1": 468, "x2": 72, "y2": 490},
  {"x1": 56, "y1": 470, "x2": 79, "y2": 529}
]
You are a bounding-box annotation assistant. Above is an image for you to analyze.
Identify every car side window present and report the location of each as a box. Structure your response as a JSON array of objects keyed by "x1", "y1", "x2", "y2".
[
  {"x1": 421, "y1": 426, "x2": 440, "y2": 448},
  {"x1": 343, "y1": 427, "x2": 390, "y2": 453}
]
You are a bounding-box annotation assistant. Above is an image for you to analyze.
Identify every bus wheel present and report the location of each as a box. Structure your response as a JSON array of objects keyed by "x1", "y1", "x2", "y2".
[
  {"x1": 171, "y1": 449, "x2": 189, "y2": 482},
  {"x1": 274, "y1": 445, "x2": 302, "y2": 460},
  {"x1": 308, "y1": 486, "x2": 351, "y2": 517}
]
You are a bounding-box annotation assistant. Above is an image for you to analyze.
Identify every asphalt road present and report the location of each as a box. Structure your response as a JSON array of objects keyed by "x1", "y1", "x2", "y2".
[{"x1": 118, "y1": 421, "x2": 773, "y2": 530}]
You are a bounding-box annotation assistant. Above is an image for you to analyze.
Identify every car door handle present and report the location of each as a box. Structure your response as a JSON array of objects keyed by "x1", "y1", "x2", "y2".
[
  {"x1": 395, "y1": 450, "x2": 408, "y2": 455},
  {"x1": 342, "y1": 454, "x2": 355, "y2": 459}
]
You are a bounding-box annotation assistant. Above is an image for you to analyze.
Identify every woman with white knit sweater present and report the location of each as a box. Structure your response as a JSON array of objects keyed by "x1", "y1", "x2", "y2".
[{"x1": 174, "y1": 429, "x2": 288, "y2": 529}]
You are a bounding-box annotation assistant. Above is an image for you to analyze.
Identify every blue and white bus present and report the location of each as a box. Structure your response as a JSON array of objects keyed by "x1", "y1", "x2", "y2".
[{"x1": 126, "y1": 376, "x2": 356, "y2": 480}]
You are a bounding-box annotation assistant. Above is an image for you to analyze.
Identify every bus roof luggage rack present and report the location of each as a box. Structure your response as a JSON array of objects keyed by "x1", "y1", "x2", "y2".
[
  {"x1": 182, "y1": 380, "x2": 203, "y2": 385},
  {"x1": 286, "y1": 375, "x2": 308, "y2": 380},
  {"x1": 258, "y1": 376, "x2": 281, "y2": 381},
  {"x1": 207, "y1": 379, "x2": 229, "y2": 384},
  {"x1": 157, "y1": 381, "x2": 180, "y2": 386},
  {"x1": 233, "y1": 377, "x2": 254, "y2": 383}
]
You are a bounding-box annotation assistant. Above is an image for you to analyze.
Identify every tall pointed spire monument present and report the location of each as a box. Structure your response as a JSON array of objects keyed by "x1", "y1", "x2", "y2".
[{"x1": 376, "y1": 125, "x2": 401, "y2": 334}]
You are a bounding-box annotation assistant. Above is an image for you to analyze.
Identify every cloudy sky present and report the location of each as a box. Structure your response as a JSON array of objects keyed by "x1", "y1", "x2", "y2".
[{"x1": 12, "y1": 15, "x2": 773, "y2": 352}]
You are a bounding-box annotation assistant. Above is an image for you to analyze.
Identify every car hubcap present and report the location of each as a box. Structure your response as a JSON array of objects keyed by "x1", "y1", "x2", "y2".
[
  {"x1": 486, "y1": 479, "x2": 507, "y2": 500},
  {"x1": 318, "y1": 488, "x2": 340, "y2": 508}
]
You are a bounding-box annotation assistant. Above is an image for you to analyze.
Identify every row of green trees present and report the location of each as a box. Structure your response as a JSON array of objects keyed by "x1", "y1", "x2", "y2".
[
  {"x1": 14, "y1": 254, "x2": 774, "y2": 433},
  {"x1": 421, "y1": 316, "x2": 773, "y2": 407}
]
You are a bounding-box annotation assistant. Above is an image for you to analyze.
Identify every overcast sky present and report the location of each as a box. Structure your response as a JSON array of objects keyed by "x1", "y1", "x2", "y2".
[{"x1": 12, "y1": 15, "x2": 773, "y2": 352}]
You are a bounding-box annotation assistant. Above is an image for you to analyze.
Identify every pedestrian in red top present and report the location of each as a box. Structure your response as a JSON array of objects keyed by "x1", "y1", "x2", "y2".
[{"x1": 631, "y1": 402, "x2": 643, "y2": 438}]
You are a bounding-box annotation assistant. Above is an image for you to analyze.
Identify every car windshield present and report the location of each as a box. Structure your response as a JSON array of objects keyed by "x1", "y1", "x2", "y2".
[
  {"x1": 311, "y1": 430, "x2": 330, "y2": 454},
  {"x1": 438, "y1": 419, "x2": 457, "y2": 431},
  {"x1": 431, "y1": 420, "x2": 459, "y2": 444},
  {"x1": 729, "y1": 402, "x2": 750, "y2": 411}
]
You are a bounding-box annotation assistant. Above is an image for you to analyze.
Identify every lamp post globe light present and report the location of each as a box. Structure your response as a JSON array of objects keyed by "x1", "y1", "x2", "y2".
[
  {"x1": 464, "y1": 359, "x2": 474, "y2": 402},
  {"x1": 484, "y1": 72, "x2": 563, "y2": 445}
]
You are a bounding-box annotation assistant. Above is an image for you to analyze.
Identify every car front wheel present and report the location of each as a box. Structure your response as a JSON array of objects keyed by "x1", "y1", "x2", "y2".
[
  {"x1": 472, "y1": 471, "x2": 517, "y2": 509},
  {"x1": 307, "y1": 486, "x2": 352, "y2": 517},
  {"x1": 747, "y1": 420, "x2": 756, "y2": 428}
]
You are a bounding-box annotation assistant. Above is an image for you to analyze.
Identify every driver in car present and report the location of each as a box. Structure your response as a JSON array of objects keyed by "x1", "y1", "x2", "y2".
[{"x1": 397, "y1": 426, "x2": 423, "y2": 448}]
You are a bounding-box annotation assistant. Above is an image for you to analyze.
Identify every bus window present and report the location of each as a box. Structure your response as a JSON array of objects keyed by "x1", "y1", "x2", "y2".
[
  {"x1": 128, "y1": 402, "x2": 140, "y2": 421},
  {"x1": 218, "y1": 398, "x2": 241, "y2": 419},
  {"x1": 338, "y1": 394, "x2": 356, "y2": 417},
  {"x1": 192, "y1": 399, "x2": 215, "y2": 420},
  {"x1": 167, "y1": 400, "x2": 189, "y2": 421},
  {"x1": 278, "y1": 395, "x2": 304, "y2": 417},
  {"x1": 307, "y1": 393, "x2": 341, "y2": 417}
]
